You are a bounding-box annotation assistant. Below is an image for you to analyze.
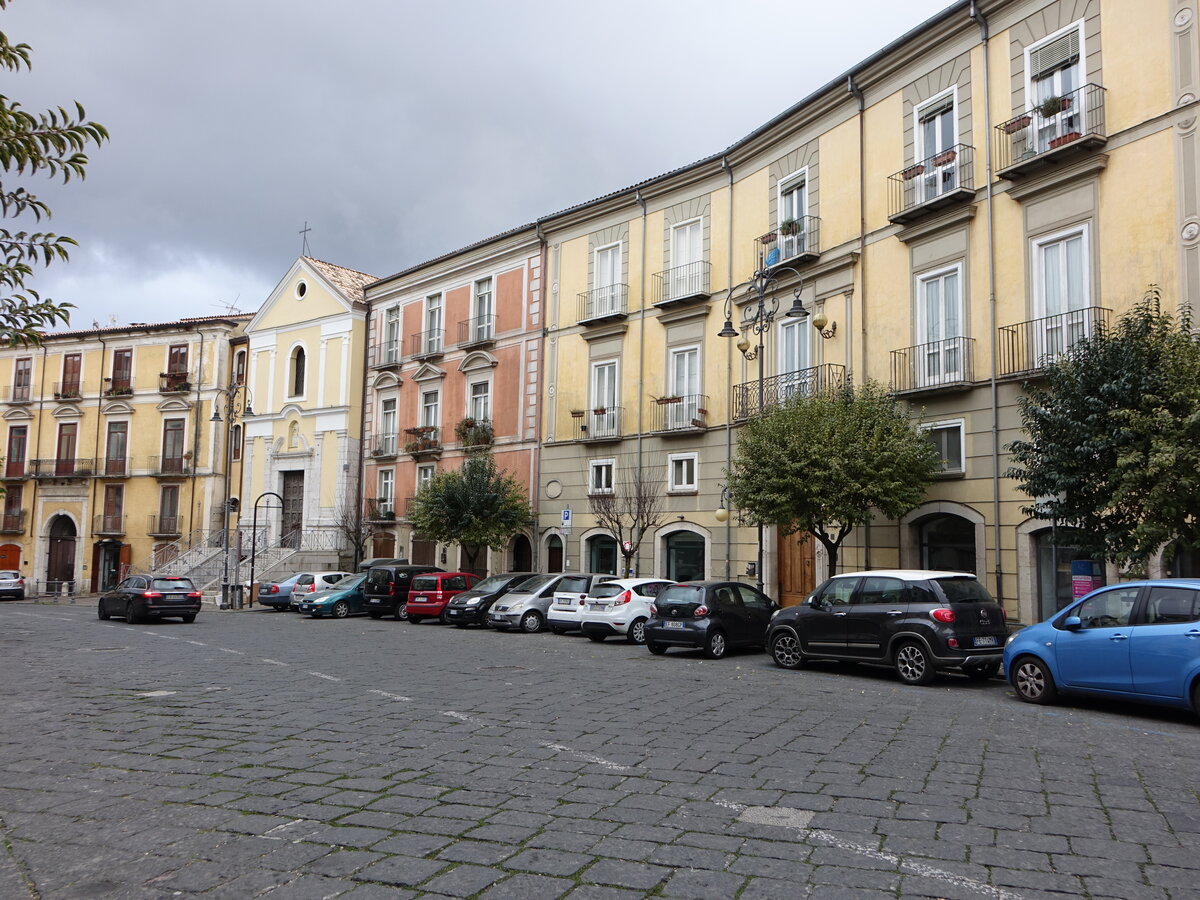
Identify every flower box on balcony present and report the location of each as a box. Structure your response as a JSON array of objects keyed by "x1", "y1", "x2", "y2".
[
  {"x1": 759, "y1": 232, "x2": 777, "y2": 244},
  {"x1": 655, "y1": 396, "x2": 682, "y2": 405},
  {"x1": 569, "y1": 410, "x2": 585, "y2": 418},
  {"x1": 778, "y1": 219, "x2": 800, "y2": 236},
  {"x1": 1049, "y1": 132, "x2": 1082, "y2": 150},
  {"x1": 1038, "y1": 95, "x2": 1072, "y2": 118},
  {"x1": 932, "y1": 150, "x2": 957, "y2": 166},
  {"x1": 690, "y1": 418, "x2": 706, "y2": 428},
  {"x1": 1003, "y1": 115, "x2": 1032, "y2": 134},
  {"x1": 104, "y1": 387, "x2": 133, "y2": 397},
  {"x1": 902, "y1": 164, "x2": 925, "y2": 180},
  {"x1": 592, "y1": 407, "x2": 607, "y2": 416}
]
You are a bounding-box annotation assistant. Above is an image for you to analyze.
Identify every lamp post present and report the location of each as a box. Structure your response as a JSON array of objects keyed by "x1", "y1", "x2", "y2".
[
  {"x1": 249, "y1": 490, "x2": 284, "y2": 605},
  {"x1": 717, "y1": 263, "x2": 808, "y2": 593},
  {"x1": 210, "y1": 381, "x2": 253, "y2": 609}
]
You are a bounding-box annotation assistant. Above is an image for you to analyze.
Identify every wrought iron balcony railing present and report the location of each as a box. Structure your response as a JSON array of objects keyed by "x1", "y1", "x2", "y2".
[
  {"x1": 403, "y1": 426, "x2": 441, "y2": 457},
  {"x1": 369, "y1": 341, "x2": 402, "y2": 368},
  {"x1": 158, "y1": 371, "x2": 193, "y2": 394},
  {"x1": 888, "y1": 143, "x2": 975, "y2": 223},
  {"x1": 409, "y1": 330, "x2": 444, "y2": 359},
  {"x1": 30, "y1": 458, "x2": 96, "y2": 478},
  {"x1": 3, "y1": 459, "x2": 25, "y2": 478},
  {"x1": 577, "y1": 406, "x2": 623, "y2": 441},
  {"x1": 458, "y1": 314, "x2": 496, "y2": 347},
  {"x1": 94, "y1": 514, "x2": 126, "y2": 536},
  {"x1": 891, "y1": 337, "x2": 976, "y2": 393},
  {"x1": 371, "y1": 435, "x2": 399, "y2": 459},
  {"x1": 650, "y1": 394, "x2": 709, "y2": 433},
  {"x1": 97, "y1": 456, "x2": 129, "y2": 477},
  {"x1": 150, "y1": 455, "x2": 191, "y2": 477},
  {"x1": 578, "y1": 284, "x2": 629, "y2": 324},
  {"x1": 653, "y1": 261, "x2": 712, "y2": 307},
  {"x1": 998, "y1": 306, "x2": 1110, "y2": 377},
  {"x1": 733, "y1": 365, "x2": 847, "y2": 420},
  {"x1": 995, "y1": 83, "x2": 1107, "y2": 175},
  {"x1": 103, "y1": 377, "x2": 134, "y2": 398},
  {"x1": 755, "y1": 216, "x2": 820, "y2": 270},
  {"x1": 0, "y1": 511, "x2": 24, "y2": 533},
  {"x1": 53, "y1": 381, "x2": 82, "y2": 401},
  {"x1": 147, "y1": 515, "x2": 182, "y2": 537},
  {"x1": 6, "y1": 384, "x2": 31, "y2": 403},
  {"x1": 364, "y1": 498, "x2": 396, "y2": 522}
]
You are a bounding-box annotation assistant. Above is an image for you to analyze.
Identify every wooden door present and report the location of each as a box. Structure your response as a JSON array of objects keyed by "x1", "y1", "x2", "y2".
[
  {"x1": 56, "y1": 423, "x2": 77, "y2": 475},
  {"x1": 0, "y1": 543, "x2": 20, "y2": 571},
  {"x1": 411, "y1": 534, "x2": 435, "y2": 565},
  {"x1": 47, "y1": 515, "x2": 76, "y2": 590},
  {"x1": 372, "y1": 533, "x2": 396, "y2": 558},
  {"x1": 777, "y1": 531, "x2": 816, "y2": 607},
  {"x1": 281, "y1": 471, "x2": 303, "y2": 548}
]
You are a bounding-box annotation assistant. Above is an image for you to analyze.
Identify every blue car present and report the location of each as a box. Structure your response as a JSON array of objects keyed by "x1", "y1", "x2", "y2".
[
  {"x1": 1004, "y1": 579, "x2": 1200, "y2": 717},
  {"x1": 297, "y1": 574, "x2": 367, "y2": 618}
]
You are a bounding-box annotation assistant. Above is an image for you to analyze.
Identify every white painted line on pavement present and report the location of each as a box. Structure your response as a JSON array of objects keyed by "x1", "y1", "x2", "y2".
[
  {"x1": 308, "y1": 671, "x2": 340, "y2": 681},
  {"x1": 369, "y1": 690, "x2": 412, "y2": 702},
  {"x1": 136, "y1": 690, "x2": 177, "y2": 698},
  {"x1": 185, "y1": 640, "x2": 206, "y2": 646},
  {"x1": 219, "y1": 648, "x2": 243, "y2": 655},
  {"x1": 540, "y1": 742, "x2": 635, "y2": 773},
  {"x1": 260, "y1": 658, "x2": 289, "y2": 666},
  {"x1": 443, "y1": 710, "x2": 473, "y2": 721}
]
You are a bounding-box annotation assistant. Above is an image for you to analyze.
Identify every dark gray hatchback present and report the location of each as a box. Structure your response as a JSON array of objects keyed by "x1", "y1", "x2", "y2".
[{"x1": 766, "y1": 569, "x2": 1009, "y2": 684}]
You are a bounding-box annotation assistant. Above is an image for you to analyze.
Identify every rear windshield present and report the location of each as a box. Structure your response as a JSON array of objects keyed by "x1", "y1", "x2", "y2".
[
  {"x1": 152, "y1": 577, "x2": 194, "y2": 591},
  {"x1": 0, "y1": 571, "x2": 18, "y2": 579},
  {"x1": 656, "y1": 585, "x2": 705, "y2": 605},
  {"x1": 507, "y1": 573, "x2": 559, "y2": 594},
  {"x1": 934, "y1": 577, "x2": 994, "y2": 604},
  {"x1": 557, "y1": 576, "x2": 590, "y2": 594},
  {"x1": 411, "y1": 575, "x2": 440, "y2": 590},
  {"x1": 366, "y1": 569, "x2": 393, "y2": 587},
  {"x1": 589, "y1": 583, "x2": 626, "y2": 599}
]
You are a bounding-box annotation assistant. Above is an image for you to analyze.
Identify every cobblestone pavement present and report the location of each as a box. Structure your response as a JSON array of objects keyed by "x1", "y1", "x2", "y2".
[{"x1": 1, "y1": 601, "x2": 1198, "y2": 900}]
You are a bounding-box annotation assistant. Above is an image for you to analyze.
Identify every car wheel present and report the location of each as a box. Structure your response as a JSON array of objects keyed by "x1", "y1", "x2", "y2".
[
  {"x1": 587, "y1": 633, "x2": 606, "y2": 642},
  {"x1": 394, "y1": 603, "x2": 408, "y2": 621},
  {"x1": 1011, "y1": 656, "x2": 1058, "y2": 705},
  {"x1": 550, "y1": 625, "x2": 567, "y2": 635},
  {"x1": 125, "y1": 601, "x2": 141, "y2": 625},
  {"x1": 439, "y1": 611, "x2": 450, "y2": 625},
  {"x1": 273, "y1": 605, "x2": 289, "y2": 612},
  {"x1": 181, "y1": 614, "x2": 196, "y2": 624},
  {"x1": 627, "y1": 618, "x2": 648, "y2": 645},
  {"x1": 770, "y1": 632, "x2": 805, "y2": 670},
  {"x1": 97, "y1": 600, "x2": 110, "y2": 621},
  {"x1": 703, "y1": 631, "x2": 727, "y2": 660},
  {"x1": 408, "y1": 614, "x2": 424, "y2": 624},
  {"x1": 963, "y1": 661, "x2": 1000, "y2": 681},
  {"x1": 894, "y1": 642, "x2": 935, "y2": 686},
  {"x1": 366, "y1": 611, "x2": 383, "y2": 619},
  {"x1": 519, "y1": 610, "x2": 543, "y2": 633},
  {"x1": 332, "y1": 601, "x2": 350, "y2": 619},
  {"x1": 647, "y1": 641, "x2": 667, "y2": 655},
  {"x1": 1191, "y1": 678, "x2": 1200, "y2": 718}
]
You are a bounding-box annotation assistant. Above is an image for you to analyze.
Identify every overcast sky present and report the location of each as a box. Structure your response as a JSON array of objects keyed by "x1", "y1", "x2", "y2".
[{"x1": 6, "y1": 0, "x2": 954, "y2": 328}]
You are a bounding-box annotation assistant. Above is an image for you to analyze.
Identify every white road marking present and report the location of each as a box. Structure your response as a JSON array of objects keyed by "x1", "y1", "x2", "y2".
[
  {"x1": 185, "y1": 640, "x2": 206, "y2": 646},
  {"x1": 368, "y1": 690, "x2": 412, "y2": 702},
  {"x1": 260, "y1": 658, "x2": 288, "y2": 666},
  {"x1": 219, "y1": 648, "x2": 243, "y2": 655},
  {"x1": 308, "y1": 671, "x2": 340, "y2": 681},
  {"x1": 136, "y1": 690, "x2": 177, "y2": 698},
  {"x1": 540, "y1": 742, "x2": 634, "y2": 773}
]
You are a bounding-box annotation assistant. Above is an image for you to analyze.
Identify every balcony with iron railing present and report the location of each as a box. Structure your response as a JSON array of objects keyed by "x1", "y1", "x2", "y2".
[
  {"x1": 5, "y1": 384, "x2": 31, "y2": 404},
  {"x1": 733, "y1": 365, "x2": 847, "y2": 421},
  {"x1": 653, "y1": 261, "x2": 712, "y2": 308},
  {"x1": 147, "y1": 514, "x2": 183, "y2": 537},
  {"x1": 30, "y1": 458, "x2": 96, "y2": 478},
  {"x1": 93, "y1": 514, "x2": 126, "y2": 536},
  {"x1": 650, "y1": 394, "x2": 709, "y2": 434},
  {"x1": 102, "y1": 377, "x2": 134, "y2": 398},
  {"x1": 891, "y1": 337, "x2": 976, "y2": 395},
  {"x1": 97, "y1": 456, "x2": 129, "y2": 477},
  {"x1": 998, "y1": 306, "x2": 1110, "y2": 378},
  {"x1": 3, "y1": 459, "x2": 25, "y2": 479},
  {"x1": 888, "y1": 143, "x2": 976, "y2": 224},
  {"x1": 369, "y1": 341, "x2": 402, "y2": 369},
  {"x1": 571, "y1": 406, "x2": 624, "y2": 442},
  {"x1": 403, "y1": 425, "x2": 442, "y2": 458},
  {"x1": 458, "y1": 314, "x2": 496, "y2": 348},
  {"x1": 0, "y1": 511, "x2": 24, "y2": 534},
  {"x1": 995, "y1": 83, "x2": 1107, "y2": 178},
  {"x1": 149, "y1": 455, "x2": 191, "y2": 477},
  {"x1": 409, "y1": 330, "x2": 445, "y2": 360},
  {"x1": 53, "y1": 381, "x2": 82, "y2": 402},
  {"x1": 370, "y1": 434, "x2": 399, "y2": 460},
  {"x1": 755, "y1": 216, "x2": 820, "y2": 270},
  {"x1": 158, "y1": 371, "x2": 193, "y2": 394},
  {"x1": 364, "y1": 498, "x2": 397, "y2": 523},
  {"x1": 578, "y1": 284, "x2": 629, "y2": 325}
]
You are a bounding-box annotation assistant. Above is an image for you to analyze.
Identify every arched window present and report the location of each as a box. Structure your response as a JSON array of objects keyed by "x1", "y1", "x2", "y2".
[
  {"x1": 664, "y1": 530, "x2": 705, "y2": 582},
  {"x1": 918, "y1": 514, "x2": 976, "y2": 573},
  {"x1": 587, "y1": 534, "x2": 618, "y2": 575},
  {"x1": 230, "y1": 423, "x2": 242, "y2": 461},
  {"x1": 289, "y1": 347, "x2": 306, "y2": 397},
  {"x1": 234, "y1": 349, "x2": 246, "y2": 386}
]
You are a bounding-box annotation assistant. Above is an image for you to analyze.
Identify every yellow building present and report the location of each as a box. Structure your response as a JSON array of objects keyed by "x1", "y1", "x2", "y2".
[
  {"x1": 0, "y1": 315, "x2": 248, "y2": 593},
  {"x1": 535, "y1": 0, "x2": 1200, "y2": 623}
]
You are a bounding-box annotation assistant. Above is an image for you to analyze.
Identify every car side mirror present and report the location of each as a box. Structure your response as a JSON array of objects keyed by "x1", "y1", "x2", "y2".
[
  {"x1": 809, "y1": 597, "x2": 827, "y2": 610},
  {"x1": 1063, "y1": 615, "x2": 1082, "y2": 631}
]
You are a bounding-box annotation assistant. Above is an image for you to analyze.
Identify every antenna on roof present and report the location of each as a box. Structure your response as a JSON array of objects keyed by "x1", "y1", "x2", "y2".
[
  {"x1": 214, "y1": 294, "x2": 242, "y2": 316},
  {"x1": 299, "y1": 221, "x2": 312, "y2": 256}
]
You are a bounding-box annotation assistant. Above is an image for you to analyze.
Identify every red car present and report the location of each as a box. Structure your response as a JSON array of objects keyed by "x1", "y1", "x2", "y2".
[{"x1": 406, "y1": 572, "x2": 481, "y2": 623}]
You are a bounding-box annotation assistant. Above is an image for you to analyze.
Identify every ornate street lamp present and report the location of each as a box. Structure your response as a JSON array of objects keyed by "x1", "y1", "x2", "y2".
[{"x1": 210, "y1": 381, "x2": 253, "y2": 608}]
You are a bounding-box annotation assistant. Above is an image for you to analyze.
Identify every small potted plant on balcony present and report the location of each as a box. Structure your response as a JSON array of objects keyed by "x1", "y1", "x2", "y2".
[
  {"x1": 592, "y1": 406, "x2": 607, "y2": 416},
  {"x1": 1003, "y1": 114, "x2": 1033, "y2": 134},
  {"x1": 1038, "y1": 95, "x2": 1070, "y2": 118},
  {"x1": 655, "y1": 395, "x2": 682, "y2": 405},
  {"x1": 779, "y1": 218, "x2": 800, "y2": 236},
  {"x1": 901, "y1": 163, "x2": 925, "y2": 180},
  {"x1": 759, "y1": 230, "x2": 777, "y2": 244}
]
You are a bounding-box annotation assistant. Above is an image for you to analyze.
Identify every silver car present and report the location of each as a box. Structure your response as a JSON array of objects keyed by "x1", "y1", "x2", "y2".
[{"x1": 488, "y1": 573, "x2": 566, "y2": 633}]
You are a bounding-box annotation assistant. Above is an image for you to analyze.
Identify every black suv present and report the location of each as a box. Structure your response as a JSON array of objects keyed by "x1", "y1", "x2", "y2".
[
  {"x1": 766, "y1": 569, "x2": 1009, "y2": 684},
  {"x1": 363, "y1": 564, "x2": 442, "y2": 620}
]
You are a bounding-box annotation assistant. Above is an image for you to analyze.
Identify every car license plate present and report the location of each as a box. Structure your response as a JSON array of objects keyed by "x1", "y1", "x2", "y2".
[
  {"x1": 413, "y1": 596, "x2": 428, "y2": 603},
  {"x1": 589, "y1": 603, "x2": 604, "y2": 611},
  {"x1": 664, "y1": 621, "x2": 684, "y2": 630},
  {"x1": 556, "y1": 598, "x2": 571, "y2": 606},
  {"x1": 972, "y1": 635, "x2": 998, "y2": 647},
  {"x1": 368, "y1": 598, "x2": 382, "y2": 604}
]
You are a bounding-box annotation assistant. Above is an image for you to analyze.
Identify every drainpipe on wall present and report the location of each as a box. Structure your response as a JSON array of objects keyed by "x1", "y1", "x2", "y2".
[
  {"x1": 355, "y1": 298, "x2": 370, "y2": 569},
  {"x1": 89, "y1": 334, "x2": 108, "y2": 570},
  {"x1": 721, "y1": 155, "x2": 734, "y2": 579},
  {"x1": 190, "y1": 327, "x2": 205, "y2": 545},
  {"x1": 848, "y1": 74, "x2": 869, "y2": 572},
  {"x1": 635, "y1": 189, "x2": 647, "y2": 578},
  {"x1": 532, "y1": 224, "x2": 549, "y2": 571},
  {"x1": 31, "y1": 344, "x2": 48, "y2": 577},
  {"x1": 969, "y1": 0, "x2": 1005, "y2": 607}
]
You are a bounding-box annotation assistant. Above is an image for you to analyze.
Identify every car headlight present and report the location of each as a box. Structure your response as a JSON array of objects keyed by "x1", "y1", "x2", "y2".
[
  {"x1": 1005, "y1": 633, "x2": 1017, "y2": 646},
  {"x1": 465, "y1": 597, "x2": 481, "y2": 606},
  {"x1": 770, "y1": 609, "x2": 780, "y2": 620}
]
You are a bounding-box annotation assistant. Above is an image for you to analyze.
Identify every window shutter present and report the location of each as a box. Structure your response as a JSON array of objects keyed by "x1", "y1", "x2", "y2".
[
  {"x1": 1031, "y1": 30, "x2": 1080, "y2": 79},
  {"x1": 918, "y1": 95, "x2": 954, "y2": 121}
]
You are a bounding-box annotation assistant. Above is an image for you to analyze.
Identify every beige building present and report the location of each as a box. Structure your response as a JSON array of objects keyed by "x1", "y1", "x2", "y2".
[{"x1": 0, "y1": 315, "x2": 248, "y2": 593}]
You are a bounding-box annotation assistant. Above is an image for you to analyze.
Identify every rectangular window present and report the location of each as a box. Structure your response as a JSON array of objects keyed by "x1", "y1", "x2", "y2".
[
  {"x1": 915, "y1": 91, "x2": 957, "y2": 199},
  {"x1": 6, "y1": 426, "x2": 26, "y2": 477},
  {"x1": 56, "y1": 422, "x2": 77, "y2": 475},
  {"x1": 416, "y1": 463, "x2": 435, "y2": 492},
  {"x1": 589, "y1": 459, "x2": 615, "y2": 495},
  {"x1": 1033, "y1": 226, "x2": 1090, "y2": 359},
  {"x1": 668, "y1": 453, "x2": 698, "y2": 493},
  {"x1": 668, "y1": 347, "x2": 700, "y2": 429},
  {"x1": 12, "y1": 358, "x2": 31, "y2": 402},
  {"x1": 105, "y1": 422, "x2": 128, "y2": 475},
  {"x1": 60, "y1": 353, "x2": 81, "y2": 397},
  {"x1": 4, "y1": 484, "x2": 22, "y2": 518},
  {"x1": 159, "y1": 484, "x2": 180, "y2": 534},
  {"x1": 469, "y1": 381, "x2": 491, "y2": 423},
  {"x1": 594, "y1": 244, "x2": 621, "y2": 316},
  {"x1": 778, "y1": 174, "x2": 808, "y2": 257},
  {"x1": 923, "y1": 420, "x2": 965, "y2": 474},
  {"x1": 916, "y1": 264, "x2": 964, "y2": 386},
  {"x1": 424, "y1": 294, "x2": 443, "y2": 352},
  {"x1": 473, "y1": 278, "x2": 494, "y2": 340},
  {"x1": 1027, "y1": 24, "x2": 1083, "y2": 151},
  {"x1": 379, "y1": 398, "x2": 397, "y2": 455},
  {"x1": 167, "y1": 344, "x2": 188, "y2": 375},
  {"x1": 111, "y1": 349, "x2": 132, "y2": 391},
  {"x1": 234, "y1": 349, "x2": 246, "y2": 385},
  {"x1": 378, "y1": 469, "x2": 394, "y2": 515},
  {"x1": 162, "y1": 418, "x2": 185, "y2": 473},
  {"x1": 102, "y1": 484, "x2": 124, "y2": 532},
  {"x1": 421, "y1": 390, "x2": 440, "y2": 429},
  {"x1": 669, "y1": 220, "x2": 703, "y2": 299},
  {"x1": 590, "y1": 360, "x2": 618, "y2": 438}
]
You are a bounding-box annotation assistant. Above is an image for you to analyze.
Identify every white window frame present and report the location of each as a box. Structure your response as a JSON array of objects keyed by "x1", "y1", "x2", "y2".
[
  {"x1": 667, "y1": 345, "x2": 701, "y2": 429},
  {"x1": 379, "y1": 398, "x2": 397, "y2": 455},
  {"x1": 416, "y1": 463, "x2": 435, "y2": 492},
  {"x1": 377, "y1": 469, "x2": 395, "y2": 514},
  {"x1": 421, "y1": 389, "x2": 440, "y2": 430},
  {"x1": 473, "y1": 277, "x2": 494, "y2": 341},
  {"x1": 589, "y1": 458, "x2": 615, "y2": 495},
  {"x1": 1024, "y1": 20, "x2": 1086, "y2": 151},
  {"x1": 1031, "y1": 224, "x2": 1092, "y2": 362},
  {"x1": 592, "y1": 242, "x2": 623, "y2": 316},
  {"x1": 921, "y1": 419, "x2": 965, "y2": 475},
  {"x1": 915, "y1": 262, "x2": 965, "y2": 387},
  {"x1": 776, "y1": 167, "x2": 809, "y2": 259},
  {"x1": 383, "y1": 306, "x2": 401, "y2": 362},
  {"x1": 667, "y1": 452, "x2": 698, "y2": 494},
  {"x1": 669, "y1": 218, "x2": 704, "y2": 299},
  {"x1": 468, "y1": 379, "x2": 491, "y2": 423},
  {"x1": 914, "y1": 87, "x2": 959, "y2": 200},
  {"x1": 423, "y1": 293, "x2": 443, "y2": 352},
  {"x1": 589, "y1": 359, "x2": 619, "y2": 438}
]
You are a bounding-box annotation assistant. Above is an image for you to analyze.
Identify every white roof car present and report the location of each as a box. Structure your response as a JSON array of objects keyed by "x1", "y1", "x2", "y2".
[{"x1": 578, "y1": 578, "x2": 675, "y2": 645}]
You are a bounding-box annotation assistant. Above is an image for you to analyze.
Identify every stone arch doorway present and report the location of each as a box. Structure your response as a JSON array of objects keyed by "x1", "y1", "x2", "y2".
[
  {"x1": 917, "y1": 514, "x2": 977, "y2": 573},
  {"x1": 47, "y1": 514, "x2": 77, "y2": 591},
  {"x1": 511, "y1": 534, "x2": 532, "y2": 571},
  {"x1": 545, "y1": 534, "x2": 563, "y2": 573},
  {"x1": 663, "y1": 530, "x2": 705, "y2": 582}
]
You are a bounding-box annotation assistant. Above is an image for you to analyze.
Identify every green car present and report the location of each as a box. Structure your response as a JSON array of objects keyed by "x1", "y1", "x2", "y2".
[{"x1": 298, "y1": 574, "x2": 367, "y2": 618}]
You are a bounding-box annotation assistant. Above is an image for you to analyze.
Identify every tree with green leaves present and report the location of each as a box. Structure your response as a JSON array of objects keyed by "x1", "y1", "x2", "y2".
[
  {"x1": 1008, "y1": 291, "x2": 1200, "y2": 568},
  {"x1": 407, "y1": 451, "x2": 533, "y2": 574},
  {"x1": 727, "y1": 381, "x2": 941, "y2": 573},
  {"x1": 1, "y1": 0, "x2": 108, "y2": 345}
]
